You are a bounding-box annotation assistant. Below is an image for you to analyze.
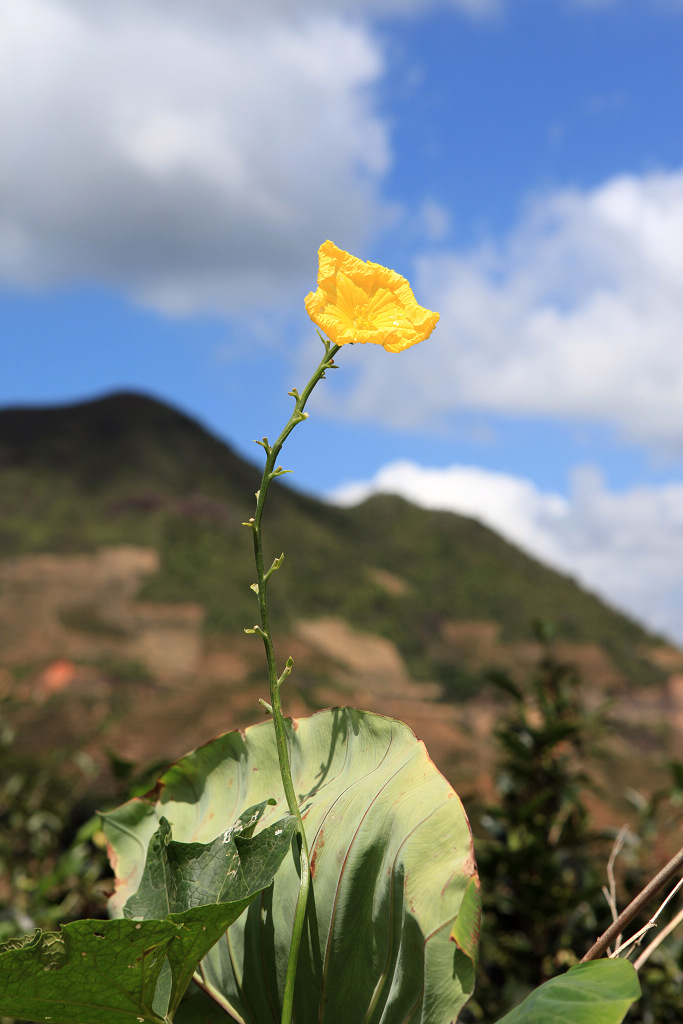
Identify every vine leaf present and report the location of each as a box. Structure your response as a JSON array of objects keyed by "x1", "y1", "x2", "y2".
[
  {"x1": 0, "y1": 918, "x2": 182, "y2": 1024},
  {"x1": 0, "y1": 809, "x2": 295, "y2": 1024},
  {"x1": 125, "y1": 800, "x2": 291, "y2": 919},
  {"x1": 125, "y1": 806, "x2": 297, "y2": 1018}
]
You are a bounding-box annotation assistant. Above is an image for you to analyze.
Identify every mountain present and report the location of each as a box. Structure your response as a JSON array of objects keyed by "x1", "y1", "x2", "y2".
[
  {"x1": 1, "y1": 391, "x2": 680, "y2": 808},
  {"x1": 0, "y1": 391, "x2": 662, "y2": 651}
]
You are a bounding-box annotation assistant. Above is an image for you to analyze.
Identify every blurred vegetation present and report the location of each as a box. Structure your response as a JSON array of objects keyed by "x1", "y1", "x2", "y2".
[
  {"x1": 461, "y1": 622, "x2": 683, "y2": 1023},
  {"x1": 0, "y1": 682, "x2": 167, "y2": 949}
]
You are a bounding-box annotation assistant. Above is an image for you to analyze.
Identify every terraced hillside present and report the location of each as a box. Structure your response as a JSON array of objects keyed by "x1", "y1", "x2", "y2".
[{"x1": 1, "y1": 391, "x2": 681, "y2": 812}]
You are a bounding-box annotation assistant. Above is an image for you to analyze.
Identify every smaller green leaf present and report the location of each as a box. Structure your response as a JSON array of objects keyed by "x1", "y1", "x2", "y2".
[
  {"x1": 493, "y1": 959, "x2": 641, "y2": 1024},
  {"x1": 124, "y1": 806, "x2": 297, "y2": 1018},
  {"x1": 0, "y1": 918, "x2": 176, "y2": 1024},
  {"x1": 0, "y1": 809, "x2": 296, "y2": 1024},
  {"x1": 450, "y1": 876, "x2": 481, "y2": 968},
  {"x1": 124, "y1": 802, "x2": 295, "y2": 920}
]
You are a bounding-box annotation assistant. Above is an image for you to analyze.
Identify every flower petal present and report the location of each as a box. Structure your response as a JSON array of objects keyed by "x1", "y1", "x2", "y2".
[{"x1": 305, "y1": 240, "x2": 439, "y2": 352}]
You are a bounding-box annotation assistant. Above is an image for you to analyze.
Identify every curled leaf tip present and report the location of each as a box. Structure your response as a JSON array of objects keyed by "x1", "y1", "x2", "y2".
[{"x1": 305, "y1": 239, "x2": 439, "y2": 352}]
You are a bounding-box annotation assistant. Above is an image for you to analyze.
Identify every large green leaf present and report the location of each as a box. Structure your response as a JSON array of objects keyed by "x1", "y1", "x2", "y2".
[
  {"x1": 493, "y1": 959, "x2": 641, "y2": 1024},
  {"x1": 0, "y1": 809, "x2": 295, "y2": 1024},
  {"x1": 104, "y1": 707, "x2": 480, "y2": 1024}
]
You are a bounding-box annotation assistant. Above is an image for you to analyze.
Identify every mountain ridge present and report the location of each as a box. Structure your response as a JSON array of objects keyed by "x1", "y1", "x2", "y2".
[{"x1": 0, "y1": 389, "x2": 664, "y2": 684}]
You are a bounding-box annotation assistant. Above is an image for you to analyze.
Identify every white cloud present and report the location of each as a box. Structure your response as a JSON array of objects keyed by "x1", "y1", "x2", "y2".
[
  {"x1": 63, "y1": 0, "x2": 502, "y2": 22},
  {"x1": 331, "y1": 461, "x2": 683, "y2": 645},
  {"x1": 1, "y1": 0, "x2": 678, "y2": 326},
  {"x1": 328, "y1": 169, "x2": 683, "y2": 451},
  {"x1": 59, "y1": 0, "x2": 679, "y2": 18},
  {"x1": 419, "y1": 199, "x2": 452, "y2": 242},
  {"x1": 0, "y1": 0, "x2": 512, "y2": 319},
  {"x1": 0, "y1": 0, "x2": 390, "y2": 315},
  {"x1": 567, "y1": 0, "x2": 682, "y2": 8}
]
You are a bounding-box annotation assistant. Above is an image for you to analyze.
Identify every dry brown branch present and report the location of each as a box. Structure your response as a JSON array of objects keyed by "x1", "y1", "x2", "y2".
[
  {"x1": 581, "y1": 845, "x2": 683, "y2": 963},
  {"x1": 609, "y1": 875, "x2": 683, "y2": 959}
]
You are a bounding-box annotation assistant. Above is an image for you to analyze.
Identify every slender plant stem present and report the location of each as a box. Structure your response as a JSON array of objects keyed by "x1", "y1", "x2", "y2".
[
  {"x1": 634, "y1": 901, "x2": 683, "y2": 971},
  {"x1": 580, "y1": 845, "x2": 683, "y2": 963},
  {"x1": 608, "y1": 875, "x2": 683, "y2": 960},
  {"x1": 245, "y1": 337, "x2": 340, "y2": 1024}
]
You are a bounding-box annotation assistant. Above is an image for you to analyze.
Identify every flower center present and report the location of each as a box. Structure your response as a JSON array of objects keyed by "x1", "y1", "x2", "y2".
[{"x1": 352, "y1": 301, "x2": 374, "y2": 329}]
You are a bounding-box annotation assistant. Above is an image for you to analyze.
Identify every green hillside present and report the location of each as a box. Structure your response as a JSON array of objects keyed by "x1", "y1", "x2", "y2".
[{"x1": 0, "y1": 391, "x2": 664, "y2": 691}]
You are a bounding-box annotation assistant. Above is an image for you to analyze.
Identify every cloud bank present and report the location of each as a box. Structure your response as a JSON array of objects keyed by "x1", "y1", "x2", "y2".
[
  {"x1": 332, "y1": 461, "x2": 683, "y2": 645},
  {"x1": 0, "y1": 0, "x2": 390, "y2": 315},
  {"x1": 2, "y1": 1, "x2": 680, "y2": 461},
  {"x1": 329, "y1": 168, "x2": 683, "y2": 452}
]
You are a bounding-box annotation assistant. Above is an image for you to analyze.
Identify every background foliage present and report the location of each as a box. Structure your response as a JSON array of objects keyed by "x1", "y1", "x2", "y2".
[{"x1": 461, "y1": 625, "x2": 683, "y2": 1023}]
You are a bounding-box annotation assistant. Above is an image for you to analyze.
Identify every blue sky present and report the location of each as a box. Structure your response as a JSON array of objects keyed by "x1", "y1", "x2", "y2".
[{"x1": 1, "y1": 0, "x2": 682, "y2": 642}]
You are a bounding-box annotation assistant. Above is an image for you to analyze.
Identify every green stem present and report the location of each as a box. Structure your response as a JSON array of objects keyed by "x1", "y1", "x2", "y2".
[{"x1": 245, "y1": 337, "x2": 340, "y2": 1024}]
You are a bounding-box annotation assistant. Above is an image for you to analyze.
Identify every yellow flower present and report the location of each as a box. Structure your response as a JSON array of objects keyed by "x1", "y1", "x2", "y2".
[{"x1": 305, "y1": 240, "x2": 439, "y2": 352}]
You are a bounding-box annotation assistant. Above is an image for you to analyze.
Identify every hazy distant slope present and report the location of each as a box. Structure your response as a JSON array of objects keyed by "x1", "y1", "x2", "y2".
[
  {"x1": 0, "y1": 391, "x2": 663, "y2": 688},
  {"x1": 0, "y1": 391, "x2": 261, "y2": 495}
]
